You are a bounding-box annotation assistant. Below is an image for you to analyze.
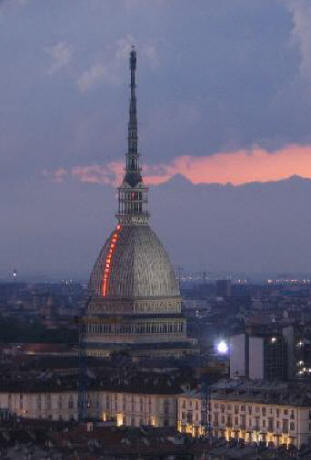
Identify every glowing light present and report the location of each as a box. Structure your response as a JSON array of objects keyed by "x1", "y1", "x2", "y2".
[
  {"x1": 271, "y1": 337, "x2": 277, "y2": 344},
  {"x1": 217, "y1": 340, "x2": 229, "y2": 354},
  {"x1": 102, "y1": 225, "x2": 122, "y2": 296},
  {"x1": 116, "y1": 413, "x2": 124, "y2": 426}
]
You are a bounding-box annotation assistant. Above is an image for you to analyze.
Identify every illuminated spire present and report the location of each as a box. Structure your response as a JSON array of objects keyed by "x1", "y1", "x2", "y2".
[{"x1": 117, "y1": 47, "x2": 149, "y2": 225}]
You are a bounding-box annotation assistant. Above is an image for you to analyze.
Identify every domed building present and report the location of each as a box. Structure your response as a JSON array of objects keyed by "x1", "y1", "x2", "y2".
[{"x1": 84, "y1": 48, "x2": 198, "y2": 358}]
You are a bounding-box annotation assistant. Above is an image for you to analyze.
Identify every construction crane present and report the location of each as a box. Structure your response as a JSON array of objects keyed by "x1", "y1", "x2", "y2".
[{"x1": 76, "y1": 297, "x2": 91, "y2": 422}]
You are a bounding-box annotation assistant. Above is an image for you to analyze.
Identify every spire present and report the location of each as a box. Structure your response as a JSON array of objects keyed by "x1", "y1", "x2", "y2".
[
  {"x1": 128, "y1": 47, "x2": 137, "y2": 156},
  {"x1": 125, "y1": 46, "x2": 142, "y2": 187},
  {"x1": 117, "y1": 47, "x2": 149, "y2": 226}
]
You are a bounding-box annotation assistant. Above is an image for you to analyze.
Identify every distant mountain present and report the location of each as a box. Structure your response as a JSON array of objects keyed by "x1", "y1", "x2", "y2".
[
  {"x1": 1, "y1": 175, "x2": 311, "y2": 278},
  {"x1": 151, "y1": 175, "x2": 311, "y2": 275}
]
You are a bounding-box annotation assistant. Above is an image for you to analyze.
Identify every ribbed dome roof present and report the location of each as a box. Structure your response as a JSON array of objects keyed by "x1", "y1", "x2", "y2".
[{"x1": 89, "y1": 225, "x2": 180, "y2": 299}]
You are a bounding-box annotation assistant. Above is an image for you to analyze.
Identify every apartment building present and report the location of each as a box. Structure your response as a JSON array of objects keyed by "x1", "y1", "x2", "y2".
[
  {"x1": 177, "y1": 389, "x2": 204, "y2": 437},
  {"x1": 210, "y1": 380, "x2": 311, "y2": 448},
  {"x1": 0, "y1": 390, "x2": 177, "y2": 428}
]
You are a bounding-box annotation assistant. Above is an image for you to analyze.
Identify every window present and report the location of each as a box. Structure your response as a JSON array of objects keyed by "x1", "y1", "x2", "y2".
[
  {"x1": 290, "y1": 422, "x2": 295, "y2": 431},
  {"x1": 221, "y1": 405, "x2": 225, "y2": 414},
  {"x1": 240, "y1": 405, "x2": 245, "y2": 412},
  {"x1": 262, "y1": 407, "x2": 266, "y2": 416},
  {"x1": 276, "y1": 409, "x2": 280, "y2": 418},
  {"x1": 234, "y1": 405, "x2": 239, "y2": 414},
  {"x1": 37, "y1": 395, "x2": 42, "y2": 410},
  {"x1": 284, "y1": 409, "x2": 288, "y2": 416},
  {"x1": 164, "y1": 399, "x2": 170, "y2": 416},
  {"x1": 283, "y1": 419, "x2": 289, "y2": 433},
  {"x1": 227, "y1": 404, "x2": 231, "y2": 410},
  {"x1": 290, "y1": 410, "x2": 295, "y2": 420},
  {"x1": 234, "y1": 416, "x2": 238, "y2": 426},
  {"x1": 248, "y1": 406, "x2": 252, "y2": 415},
  {"x1": 221, "y1": 415, "x2": 225, "y2": 424},
  {"x1": 255, "y1": 406, "x2": 260, "y2": 413}
]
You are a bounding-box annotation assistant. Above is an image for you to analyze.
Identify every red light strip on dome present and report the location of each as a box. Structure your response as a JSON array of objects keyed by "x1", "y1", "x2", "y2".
[{"x1": 102, "y1": 224, "x2": 122, "y2": 297}]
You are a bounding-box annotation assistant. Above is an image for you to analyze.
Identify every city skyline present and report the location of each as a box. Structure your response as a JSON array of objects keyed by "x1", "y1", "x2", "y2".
[{"x1": 1, "y1": 0, "x2": 311, "y2": 277}]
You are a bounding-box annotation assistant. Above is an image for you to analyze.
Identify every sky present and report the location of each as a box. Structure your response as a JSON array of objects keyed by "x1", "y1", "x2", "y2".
[{"x1": 1, "y1": 0, "x2": 311, "y2": 279}]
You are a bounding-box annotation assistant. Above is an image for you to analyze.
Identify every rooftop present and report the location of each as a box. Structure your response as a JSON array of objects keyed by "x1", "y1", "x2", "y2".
[{"x1": 211, "y1": 378, "x2": 311, "y2": 406}]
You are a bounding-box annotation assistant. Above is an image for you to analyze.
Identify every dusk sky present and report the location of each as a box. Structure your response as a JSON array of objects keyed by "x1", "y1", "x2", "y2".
[{"x1": 1, "y1": 0, "x2": 311, "y2": 279}]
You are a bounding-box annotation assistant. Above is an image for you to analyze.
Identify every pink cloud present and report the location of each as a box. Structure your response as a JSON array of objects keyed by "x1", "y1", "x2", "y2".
[
  {"x1": 72, "y1": 162, "x2": 123, "y2": 186},
  {"x1": 147, "y1": 144, "x2": 311, "y2": 185},
  {"x1": 42, "y1": 167, "x2": 68, "y2": 183},
  {"x1": 45, "y1": 144, "x2": 311, "y2": 187}
]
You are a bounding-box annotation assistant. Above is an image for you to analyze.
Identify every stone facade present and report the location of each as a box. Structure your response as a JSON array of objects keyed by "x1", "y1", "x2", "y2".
[
  {"x1": 209, "y1": 380, "x2": 311, "y2": 448},
  {"x1": 2, "y1": 383, "x2": 311, "y2": 448},
  {"x1": 177, "y1": 391, "x2": 204, "y2": 437},
  {"x1": 210, "y1": 398, "x2": 310, "y2": 448},
  {"x1": 0, "y1": 390, "x2": 177, "y2": 429}
]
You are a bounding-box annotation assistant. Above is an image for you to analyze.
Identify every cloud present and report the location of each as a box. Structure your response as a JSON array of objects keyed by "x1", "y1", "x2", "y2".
[
  {"x1": 77, "y1": 34, "x2": 159, "y2": 92},
  {"x1": 77, "y1": 63, "x2": 115, "y2": 92},
  {"x1": 286, "y1": 0, "x2": 311, "y2": 79},
  {"x1": 42, "y1": 168, "x2": 68, "y2": 183},
  {"x1": 72, "y1": 163, "x2": 123, "y2": 185},
  {"x1": 45, "y1": 144, "x2": 311, "y2": 187},
  {"x1": 45, "y1": 42, "x2": 73, "y2": 75},
  {"x1": 0, "y1": 0, "x2": 29, "y2": 7}
]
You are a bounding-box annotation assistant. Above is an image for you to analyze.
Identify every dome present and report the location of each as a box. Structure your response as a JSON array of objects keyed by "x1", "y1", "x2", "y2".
[{"x1": 89, "y1": 225, "x2": 180, "y2": 299}]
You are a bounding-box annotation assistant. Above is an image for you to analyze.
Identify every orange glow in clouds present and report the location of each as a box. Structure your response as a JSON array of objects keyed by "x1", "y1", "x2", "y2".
[
  {"x1": 53, "y1": 144, "x2": 311, "y2": 187},
  {"x1": 143, "y1": 145, "x2": 311, "y2": 186}
]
